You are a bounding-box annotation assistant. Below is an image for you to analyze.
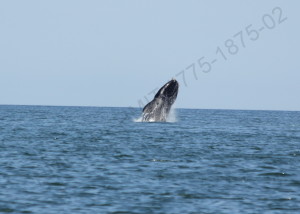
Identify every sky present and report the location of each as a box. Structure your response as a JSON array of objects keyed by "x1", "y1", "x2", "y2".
[{"x1": 0, "y1": 0, "x2": 299, "y2": 111}]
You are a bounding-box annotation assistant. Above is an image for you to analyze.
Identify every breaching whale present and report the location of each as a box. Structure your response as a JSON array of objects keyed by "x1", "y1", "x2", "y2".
[{"x1": 142, "y1": 79, "x2": 179, "y2": 122}]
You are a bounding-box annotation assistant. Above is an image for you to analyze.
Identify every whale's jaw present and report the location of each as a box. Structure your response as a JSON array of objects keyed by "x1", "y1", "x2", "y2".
[{"x1": 142, "y1": 79, "x2": 179, "y2": 122}]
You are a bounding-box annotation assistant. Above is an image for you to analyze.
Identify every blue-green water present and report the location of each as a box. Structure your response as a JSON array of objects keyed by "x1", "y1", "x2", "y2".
[{"x1": 0, "y1": 105, "x2": 299, "y2": 214}]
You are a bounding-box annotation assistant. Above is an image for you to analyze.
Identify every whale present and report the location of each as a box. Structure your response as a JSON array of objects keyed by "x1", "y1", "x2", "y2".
[{"x1": 142, "y1": 79, "x2": 179, "y2": 122}]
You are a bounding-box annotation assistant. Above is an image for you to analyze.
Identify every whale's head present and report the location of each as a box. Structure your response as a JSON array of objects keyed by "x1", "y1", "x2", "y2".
[{"x1": 154, "y1": 79, "x2": 179, "y2": 104}]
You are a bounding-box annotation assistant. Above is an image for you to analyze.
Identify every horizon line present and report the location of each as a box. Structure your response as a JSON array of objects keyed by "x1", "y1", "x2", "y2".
[{"x1": 0, "y1": 104, "x2": 299, "y2": 113}]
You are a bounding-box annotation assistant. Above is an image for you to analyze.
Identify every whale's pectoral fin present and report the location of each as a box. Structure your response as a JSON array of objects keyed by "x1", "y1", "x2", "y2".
[
  {"x1": 142, "y1": 99, "x2": 159, "y2": 122},
  {"x1": 142, "y1": 99, "x2": 156, "y2": 113}
]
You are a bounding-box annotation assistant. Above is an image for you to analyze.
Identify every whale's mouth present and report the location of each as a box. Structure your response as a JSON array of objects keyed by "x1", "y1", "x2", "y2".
[{"x1": 155, "y1": 79, "x2": 179, "y2": 100}]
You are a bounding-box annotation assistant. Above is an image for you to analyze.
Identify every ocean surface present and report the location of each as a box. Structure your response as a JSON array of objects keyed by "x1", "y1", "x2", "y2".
[{"x1": 0, "y1": 105, "x2": 299, "y2": 214}]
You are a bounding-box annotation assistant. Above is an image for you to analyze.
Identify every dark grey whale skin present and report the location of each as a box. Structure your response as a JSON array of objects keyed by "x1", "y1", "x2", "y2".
[{"x1": 142, "y1": 79, "x2": 179, "y2": 122}]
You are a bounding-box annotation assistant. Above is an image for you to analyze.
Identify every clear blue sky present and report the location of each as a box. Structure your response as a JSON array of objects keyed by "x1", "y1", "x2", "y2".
[{"x1": 0, "y1": 1, "x2": 299, "y2": 110}]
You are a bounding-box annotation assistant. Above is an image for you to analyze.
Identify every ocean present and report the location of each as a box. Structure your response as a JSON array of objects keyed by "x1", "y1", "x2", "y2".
[{"x1": 0, "y1": 105, "x2": 299, "y2": 214}]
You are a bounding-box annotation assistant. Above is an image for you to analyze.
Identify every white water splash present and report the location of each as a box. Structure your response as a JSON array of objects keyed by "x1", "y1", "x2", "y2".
[
  {"x1": 166, "y1": 108, "x2": 178, "y2": 123},
  {"x1": 133, "y1": 116, "x2": 156, "y2": 123},
  {"x1": 133, "y1": 108, "x2": 178, "y2": 123},
  {"x1": 133, "y1": 116, "x2": 143, "y2": 123}
]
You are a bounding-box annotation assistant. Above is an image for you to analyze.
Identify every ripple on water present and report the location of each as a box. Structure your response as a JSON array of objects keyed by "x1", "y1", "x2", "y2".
[
  {"x1": 258, "y1": 172, "x2": 292, "y2": 177},
  {"x1": 1, "y1": 106, "x2": 300, "y2": 214}
]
